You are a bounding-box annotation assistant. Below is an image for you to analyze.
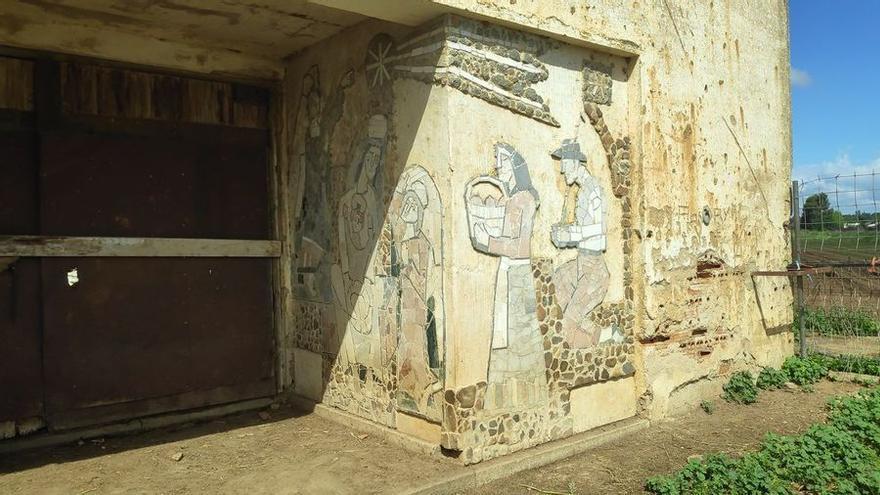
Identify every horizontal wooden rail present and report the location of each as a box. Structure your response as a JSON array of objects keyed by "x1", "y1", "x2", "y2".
[
  {"x1": 0, "y1": 236, "x2": 281, "y2": 258},
  {"x1": 751, "y1": 266, "x2": 832, "y2": 277}
]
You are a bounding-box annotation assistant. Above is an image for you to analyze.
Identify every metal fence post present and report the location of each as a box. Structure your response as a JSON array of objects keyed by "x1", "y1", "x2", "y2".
[{"x1": 791, "y1": 180, "x2": 806, "y2": 357}]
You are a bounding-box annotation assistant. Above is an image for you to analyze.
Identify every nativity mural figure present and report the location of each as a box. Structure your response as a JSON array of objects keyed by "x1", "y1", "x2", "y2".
[
  {"x1": 331, "y1": 114, "x2": 388, "y2": 367},
  {"x1": 292, "y1": 66, "x2": 354, "y2": 303},
  {"x1": 390, "y1": 166, "x2": 445, "y2": 421}
]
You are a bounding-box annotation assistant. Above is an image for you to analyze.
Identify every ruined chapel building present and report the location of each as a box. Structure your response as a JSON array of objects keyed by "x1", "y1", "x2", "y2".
[{"x1": 0, "y1": 1, "x2": 793, "y2": 463}]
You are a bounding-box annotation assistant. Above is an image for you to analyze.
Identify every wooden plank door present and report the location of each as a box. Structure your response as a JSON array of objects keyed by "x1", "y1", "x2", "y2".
[
  {"x1": 33, "y1": 62, "x2": 276, "y2": 429},
  {"x1": 38, "y1": 129, "x2": 275, "y2": 429},
  {"x1": 0, "y1": 128, "x2": 43, "y2": 426}
]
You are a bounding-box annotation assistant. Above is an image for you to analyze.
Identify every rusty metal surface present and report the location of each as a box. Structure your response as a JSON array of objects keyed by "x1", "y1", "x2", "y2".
[
  {"x1": 0, "y1": 258, "x2": 43, "y2": 422},
  {"x1": 48, "y1": 381, "x2": 274, "y2": 431},
  {"x1": 0, "y1": 130, "x2": 43, "y2": 422},
  {"x1": 41, "y1": 257, "x2": 274, "y2": 421}
]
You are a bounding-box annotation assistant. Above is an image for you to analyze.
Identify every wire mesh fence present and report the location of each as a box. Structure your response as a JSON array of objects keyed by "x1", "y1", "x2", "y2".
[
  {"x1": 798, "y1": 171, "x2": 880, "y2": 264},
  {"x1": 794, "y1": 174, "x2": 880, "y2": 360}
]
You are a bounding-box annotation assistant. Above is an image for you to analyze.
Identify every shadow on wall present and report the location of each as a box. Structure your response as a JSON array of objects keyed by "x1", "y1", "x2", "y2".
[
  {"x1": 751, "y1": 273, "x2": 795, "y2": 337},
  {"x1": 287, "y1": 24, "x2": 447, "y2": 428},
  {"x1": 288, "y1": 15, "x2": 641, "y2": 464}
]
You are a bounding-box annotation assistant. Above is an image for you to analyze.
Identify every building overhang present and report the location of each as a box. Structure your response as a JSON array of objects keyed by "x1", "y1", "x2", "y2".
[{"x1": 0, "y1": 1, "x2": 638, "y2": 80}]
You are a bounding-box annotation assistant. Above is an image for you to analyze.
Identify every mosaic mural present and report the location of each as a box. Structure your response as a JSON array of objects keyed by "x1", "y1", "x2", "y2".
[
  {"x1": 321, "y1": 165, "x2": 448, "y2": 426},
  {"x1": 388, "y1": 166, "x2": 446, "y2": 422},
  {"x1": 331, "y1": 114, "x2": 388, "y2": 369},
  {"x1": 445, "y1": 135, "x2": 635, "y2": 463},
  {"x1": 289, "y1": 17, "x2": 639, "y2": 464},
  {"x1": 549, "y1": 140, "x2": 616, "y2": 348},
  {"x1": 582, "y1": 61, "x2": 613, "y2": 106},
  {"x1": 466, "y1": 144, "x2": 548, "y2": 409},
  {"x1": 365, "y1": 16, "x2": 559, "y2": 126},
  {"x1": 291, "y1": 65, "x2": 352, "y2": 303}
]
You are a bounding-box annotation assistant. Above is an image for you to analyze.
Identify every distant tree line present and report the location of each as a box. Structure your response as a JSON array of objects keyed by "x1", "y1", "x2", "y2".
[{"x1": 800, "y1": 192, "x2": 880, "y2": 230}]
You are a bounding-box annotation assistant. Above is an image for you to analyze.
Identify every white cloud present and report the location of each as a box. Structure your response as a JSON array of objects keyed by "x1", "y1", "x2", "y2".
[
  {"x1": 791, "y1": 67, "x2": 812, "y2": 87},
  {"x1": 795, "y1": 154, "x2": 880, "y2": 212}
]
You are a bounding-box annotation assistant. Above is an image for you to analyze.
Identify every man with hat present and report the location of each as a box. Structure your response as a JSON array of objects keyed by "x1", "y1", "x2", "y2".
[{"x1": 550, "y1": 139, "x2": 613, "y2": 348}]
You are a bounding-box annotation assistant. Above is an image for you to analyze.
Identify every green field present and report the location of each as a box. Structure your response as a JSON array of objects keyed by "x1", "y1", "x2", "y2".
[{"x1": 798, "y1": 230, "x2": 880, "y2": 262}]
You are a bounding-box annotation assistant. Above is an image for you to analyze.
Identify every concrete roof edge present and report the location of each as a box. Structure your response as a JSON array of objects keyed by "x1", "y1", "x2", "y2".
[{"x1": 309, "y1": 0, "x2": 641, "y2": 58}]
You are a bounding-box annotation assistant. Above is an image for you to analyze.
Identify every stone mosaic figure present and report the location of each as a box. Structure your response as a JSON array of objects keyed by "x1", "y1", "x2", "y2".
[
  {"x1": 468, "y1": 144, "x2": 546, "y2": 394},
  {"x1": 550, "y1": 140, "x2": 613, "y2": 348},
  {"x1": 389, "y1": 166, "x2": 444, "y2": 421},
  {"x1": 292, "y1": 66, "x2": 353, "y2": 303},
  {"x1": 331, "y1": 115, "x2": 388, "y2": 366}
]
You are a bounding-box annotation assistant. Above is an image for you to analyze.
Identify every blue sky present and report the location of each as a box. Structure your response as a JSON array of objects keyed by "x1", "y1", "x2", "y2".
[{"x1": 791, "y1": 1, "x2": 880, "y2": 183}]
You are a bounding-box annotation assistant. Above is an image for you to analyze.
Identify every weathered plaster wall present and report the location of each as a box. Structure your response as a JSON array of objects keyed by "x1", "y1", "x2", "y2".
[
  {"x1": 285, "y1": 0, "x2": 792, "y2": 465},
  {"x1": 424, "y1": 0, "x2": 795, "y2": 417}
]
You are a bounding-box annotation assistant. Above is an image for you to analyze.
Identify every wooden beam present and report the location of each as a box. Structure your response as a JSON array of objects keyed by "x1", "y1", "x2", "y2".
[
  {"x1": 0, "y1": 236, "x2": 281, "y2": 258},
  {"x1": 751, "y1": 266, "x2": 832, "y2": 277}
]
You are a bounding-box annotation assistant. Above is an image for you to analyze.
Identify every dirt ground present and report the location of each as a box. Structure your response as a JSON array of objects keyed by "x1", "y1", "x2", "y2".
[
  {"x1": 467, "y1": 380, "x2": 863, "y2": 495},
  {"x1": 0, "y1": 404, "x2": 458, "y2": 495},
  {"x1": 0, "y1": 380, "x2": 864, "y2": 495}
]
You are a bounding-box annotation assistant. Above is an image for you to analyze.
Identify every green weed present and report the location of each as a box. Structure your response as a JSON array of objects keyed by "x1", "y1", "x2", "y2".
[
  {"x1": 700, "y1": 400, "x2": 715, "y2": 415},
  {"x1": 756, "y1": 367, "x2": 789, "y2": 390},
  {"x1": 646, "y1": 387, "x2": 880, "y2": 494},
  {"x1": 782, "y1": 355, "x2": 827, "y2": 386},
  {"x1": 722, "y1": 371, "x2": 758, "y2": 404},
  {"x1": 813, "y1": 353, "x2": 880, "y2": 376}
]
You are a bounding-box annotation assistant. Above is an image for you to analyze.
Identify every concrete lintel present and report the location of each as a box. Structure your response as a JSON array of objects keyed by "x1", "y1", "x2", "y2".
[
  {"x1": 308, "y1": 0, "x2": 446, "y2": 27},
  {"x1": 309, "y1": 0, "x2": 640, "y2": 57},
  {"x1": 0, "y1": 236, "x2": 282, "y2": 258},
  {"x1": 0, "y1": 7, "x2": 282, "y2": 80}
]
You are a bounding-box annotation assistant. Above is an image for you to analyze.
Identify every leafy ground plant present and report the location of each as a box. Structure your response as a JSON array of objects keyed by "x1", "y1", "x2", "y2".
[
  {"x1": 756, "y1": 366, "x2": 789, "y2": 390},
  {"x1": 646, "y1": 386, "x2": 880, "y2": 494},
  {"x1": 782, "y1": 355, "x2": 828, "y2": 386},
  {"x1": 722, "y1": 371, "x2": 758, "y2": 404}
]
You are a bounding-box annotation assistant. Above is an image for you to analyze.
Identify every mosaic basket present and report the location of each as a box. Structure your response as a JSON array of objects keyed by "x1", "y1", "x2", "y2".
[{"x1": 465, "y1": 176, "x2": 508, "y2": 241}]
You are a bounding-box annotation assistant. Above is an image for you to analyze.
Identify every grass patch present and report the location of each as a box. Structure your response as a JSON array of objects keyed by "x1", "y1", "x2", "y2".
[
  {"x1": 798, "y1": 229, "x2": 880, "y2": 261},
  {"x1": 722, "y1": 357, "x2": 827, "y2": 406},
  {"x1": 646, "y1": 386, "x2": 880, "y2": 494}
]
